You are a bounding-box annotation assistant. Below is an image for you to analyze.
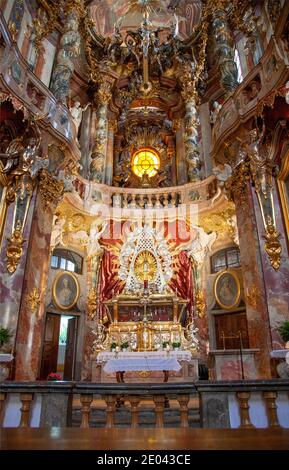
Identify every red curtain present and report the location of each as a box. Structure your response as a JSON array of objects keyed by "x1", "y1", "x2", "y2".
[
  {"x1": 99, "y1": 249, "x2": 124, "y2": 318},
  {"x1": 169, "y1": 250, "x2": 194, "y2": 314}
]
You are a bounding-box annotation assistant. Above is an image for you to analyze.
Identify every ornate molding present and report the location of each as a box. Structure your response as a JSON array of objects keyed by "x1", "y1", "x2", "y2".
[
  {"x1": 26, "y1": 288, "x2": 41, "y2": 314},
  {"x1": 195, "y1": 289, "x2": 207, "y2": 318},
  {"x1": 38, "y1": 170, "x2": 64, "y2": 211},
  {"x1": 263, "y1": 219, "x2": 282, "y2": 271},
  {"x1": 6, "y1": 221, "x2": 26, "y2": 274},
  {"x1": 87, "y1": 287, "x2": 98, "y2": 320}
]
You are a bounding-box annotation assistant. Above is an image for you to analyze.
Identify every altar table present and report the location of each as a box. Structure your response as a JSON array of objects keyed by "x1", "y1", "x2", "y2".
[{"x1": 96, "y1": 351, "x2": 192, "y2": 383}]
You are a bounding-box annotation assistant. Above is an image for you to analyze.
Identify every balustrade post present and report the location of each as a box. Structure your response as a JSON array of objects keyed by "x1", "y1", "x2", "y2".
[
  {"x1": 0, "y1": 392, "x2": 6, "y2": 427},
  {"x1": 236, "y1": 392, "x2": 254, "y2": 428},
  {"x1": 153, "y1": 395, "x2": 165, "y2": 428},
  {"x1": 171, "y1": 193, "x2": 176, "y2": 207},
  {"x1": 155, "y1": 195, "x2": 162, "y2": 208},
  {"x1": 19, "y1": 393, "x2": 33, "y2": 427},
  {"x1": 147, "y1": 194, "x2": 153, "y2": 208},
  {"x1": 263, "y1": 391, "x2": 280, "y2": 428},
  {"x1": 163, "y1": 194, "x2": 169, "y2": 207},
  {"x1": 177, "y1": 394, "x2": 190, "y2": 428},
  {"x1": 104, "y1": 395, "x2": 116, "y2": 428},
  {"x1": 123, "y1": 194, "x2": 128, "y2": 208},
  {"x1": 80, "y1": 394, "x2": 93, "y2": 428},
  {"x1": 129, "y1": 395, "x2": 140, "y2": 428},
  {"x1": 139, "y1": 195, "x2": 144, "y2": 208},
  {"x1": 130, "y1": 195, "x2": 136, "y2": 208}
]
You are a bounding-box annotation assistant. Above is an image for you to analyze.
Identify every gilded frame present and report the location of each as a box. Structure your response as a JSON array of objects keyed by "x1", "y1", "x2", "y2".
[
  {"x1": 52, "y1": 271, "x2": 80, "y2": 311},
  {"x1": 277, "y1": 152, "x2": 289, "y2": 239},
  {"x1": 214, "y1": 269, "x2": 241, "y2": 310}
]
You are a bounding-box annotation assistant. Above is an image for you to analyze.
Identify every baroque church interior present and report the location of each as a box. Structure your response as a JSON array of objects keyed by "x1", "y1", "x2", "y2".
[{"x1": 1, "y1": 0, "x2": 289, "y2": 453}]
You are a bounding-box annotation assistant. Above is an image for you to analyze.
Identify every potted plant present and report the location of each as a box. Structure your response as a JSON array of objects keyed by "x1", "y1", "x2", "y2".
[
  {"x1": 277, "y1": 320, "x2": 289, "y2": 348},
  {"x1": 0, "y1": 327, "x2": 12, "y2": 353},
  {"x1": 120, "y1": 341, "x2": 129, "y2": 351},
  {"x1": 172, "y1": 341, "x2": 181, "y2": 350},
  {"x1": 110, "y1": 342, "x2": 118, "y2": 351}
]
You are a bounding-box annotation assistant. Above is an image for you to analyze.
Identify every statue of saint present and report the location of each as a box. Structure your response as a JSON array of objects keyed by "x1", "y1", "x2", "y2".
[{"x1": 69, "y1": 101, "x2": 90, "y2": 136}]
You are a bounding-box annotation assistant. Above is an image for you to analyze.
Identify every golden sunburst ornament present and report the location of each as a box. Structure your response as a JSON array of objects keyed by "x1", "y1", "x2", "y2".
[{"x1": 134, "y1": 250, "x2": 157, "y2": 282}]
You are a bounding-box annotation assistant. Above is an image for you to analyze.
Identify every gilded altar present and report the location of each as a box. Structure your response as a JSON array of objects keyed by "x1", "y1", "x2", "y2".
[{"x1": 102, "y1": 292, "x2": 189, "y2": 352}]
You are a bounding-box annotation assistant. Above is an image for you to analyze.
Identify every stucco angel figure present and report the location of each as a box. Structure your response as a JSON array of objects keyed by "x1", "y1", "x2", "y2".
[
  {"x1": 0, "y1": 119, "x2": 43, "y2": 199},
  {"x1": 213, "y1": 163, "x2": 232, "y2": 184},
  {"x1": 87, "y1": 221, "x2": 108, "y2": 259},
  {"x1": 0, "y1": 119, "x2": 41, "y2": 176},
  {"x1": 185, "y1": 226, "x2": 217, "y2": 267},
  {"x1": 69, "y1": 101, "x2": 90, "y2": 136},
  {"x1": 50, "y1": 215, "x2": 66, "y2": 251}
]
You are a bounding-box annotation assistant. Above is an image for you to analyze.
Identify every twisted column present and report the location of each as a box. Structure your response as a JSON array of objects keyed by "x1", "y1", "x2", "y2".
[
  {"x1": 90, "y1": 81, "x2": 112, "y2": 183},
  {"x1": 184, "y1": 99, "x2": 202, "y2": 182},
  {"x1": 212, "y1": 8, "x2": 239, "y2": 93},
  {"x1": 50, "y1": 0, "x2": 84, "y2": 103}
]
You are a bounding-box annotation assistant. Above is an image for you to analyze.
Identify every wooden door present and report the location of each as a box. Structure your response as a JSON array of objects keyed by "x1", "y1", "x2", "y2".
[
  {"x1": 63, "y1": 317, "x2": 77, "y2": 380},
  {"x1": 40, "y1": 313, "x2": 61, "y2": 379},
  {"x1": 215, "y1": 311, "x2": 249, "y2": 349}
]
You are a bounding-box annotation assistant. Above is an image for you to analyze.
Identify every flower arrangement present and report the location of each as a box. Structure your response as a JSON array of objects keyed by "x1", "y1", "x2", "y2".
[
  {"x1": 110, "y1": 342, "x2": 118, "y2": 350},
  {"x1": 162, "y1": 341, "x2": 169, "y2": 349},
  {"x1": 47, "y1": 372, "x2": 62, "y2": 381},
  {"x1": 172, "y1": 341, "x2": 181, "y2": 349},
  {"x1": 121, "y1": 341, "x2": 129, "y2": 350}
]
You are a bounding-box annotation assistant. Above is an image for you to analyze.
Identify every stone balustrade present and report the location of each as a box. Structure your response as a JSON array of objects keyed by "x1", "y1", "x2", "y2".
[
  {"x1": 1, "y1": 380, "x2": 289, "y2": 429},
  {"x1": 71, "y1": 175, "x2": 218, "y2": 212}
]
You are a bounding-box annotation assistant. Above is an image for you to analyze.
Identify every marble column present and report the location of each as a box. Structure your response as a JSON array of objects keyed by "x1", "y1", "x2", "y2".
[
  {"x1": 184, "y1": 100, "x2": 202, "y2": 182},
  {"x1": 90, "y1": 81, "x2": 112, "y2": 183},
  {"x1": 252, "y1": 184, "x2": 289, "y2": 348},
  {"x1": 173, "y1": 119, "x2": 187, "y2": 185},
  {"x1": 79, "y1": 105, "x2": 92, "y2": 179},
  {"x1": 13, "y1": 179, "x2": 63, "y2": 380},
  {"x1": 232, "y1": 176, "x2": 273, "y2": 378},
  {"x1": 199, "y1": 102, "x2": 212, "y2": 177},
  {"x1": 212, "y1": 8, "x2": 239, "y2": 93},
  {"x1": 50, "y1": 1, "x2": 84, "y2": 103},
  {"x1": 105, "y1": 120, "x2": 116, "y2": 186}
]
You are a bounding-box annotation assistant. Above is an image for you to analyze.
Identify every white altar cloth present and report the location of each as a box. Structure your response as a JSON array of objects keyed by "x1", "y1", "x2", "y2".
[
  {"x1": 97, "y1": 351, "x2": 191, "y2": 374},
  {"x1": 103, "y1": 357, "x2": 181, "y2": 373},
  {"x1": 97, "y1": 350, "x2": 192, "y2": 363}
]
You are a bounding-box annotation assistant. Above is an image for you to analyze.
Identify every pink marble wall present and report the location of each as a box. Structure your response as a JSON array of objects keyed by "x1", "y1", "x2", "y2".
[
  {"x1": 14, "y1": 189, "x2": 56, "y2": 380},
  {"x1": 253, "y1": 184, "x2": 289, "y2": 349},
  {"x1": 235, "y1": 183, "x2": 273, "y2": 378},
  {"x1": 0, "y1": 194, "x2": 36, "y2": 343}
]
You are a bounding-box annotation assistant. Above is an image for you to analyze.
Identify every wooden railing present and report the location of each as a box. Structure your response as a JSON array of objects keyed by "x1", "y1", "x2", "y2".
[{"x1": 1, "y1": 380, "x2": 289, "y2": 429}]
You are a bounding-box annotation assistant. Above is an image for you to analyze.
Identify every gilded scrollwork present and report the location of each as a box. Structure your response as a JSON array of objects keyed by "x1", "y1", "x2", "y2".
[
  {"x1": 38, "y1": 169, "x2": 64, "y2": 211},
  {"x1": 263, "y1": 216, "x2": 282, "y2": 271},
  {"x1": 195, "y1": 289, "x2": 207, "y2": 318},
  {"x1": 26, "y1": 287, "x2": 41, "y2": 314},
  {"x1": 87, "y1": 287, "x2": 98, "y2": 320},
  {"x1": 6, "y1": 220, "x2": 26, "y2": 274}
]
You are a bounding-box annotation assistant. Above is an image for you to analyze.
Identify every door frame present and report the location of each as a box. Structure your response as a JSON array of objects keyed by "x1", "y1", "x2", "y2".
[{"x1": 39, "y1": 310, "x2": 80, "y2": 380}]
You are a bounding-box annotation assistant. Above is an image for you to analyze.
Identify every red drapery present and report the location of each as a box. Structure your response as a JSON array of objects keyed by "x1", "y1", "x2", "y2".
[
  {"x1": 169, "y1": 250, "x2": 194, "y2": 315},
  {"x1": 99, "y1": 249, "x2": 124, "y2": 319}
]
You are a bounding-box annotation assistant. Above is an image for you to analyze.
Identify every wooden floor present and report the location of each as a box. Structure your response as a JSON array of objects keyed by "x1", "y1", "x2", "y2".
[{"x1": 1, "y1": 428, "x2": 289, "y2": 450}]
